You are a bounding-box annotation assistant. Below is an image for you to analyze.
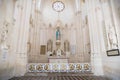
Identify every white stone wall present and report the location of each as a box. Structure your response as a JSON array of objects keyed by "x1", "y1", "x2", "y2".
[
  {"x1": 0, "y1": 0, "x2": 32, "y2": 80},
  {"x1": 12, "y1": 0, "x2": 32, "y2": 77},
  {"x1": 101, "y1": 0, "x2": 120, "y2": 80},
  {"x1": 0, "y1": 0, "x2": 15, "y2": 80},
  {"x1": 2, "y1": 0, "x2": 120, "y2": 80}
]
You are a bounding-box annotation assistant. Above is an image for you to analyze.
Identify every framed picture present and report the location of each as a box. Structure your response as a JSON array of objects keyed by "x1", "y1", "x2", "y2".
[
  {"x1": 107, "y1": 49, "x2": 119, "y2": 56},
  {"x1": 40, "y1": 45, "x2": 46, "y2": 55}
]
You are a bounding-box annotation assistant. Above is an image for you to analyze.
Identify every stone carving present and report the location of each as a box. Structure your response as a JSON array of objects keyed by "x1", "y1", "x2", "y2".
[
  {"x1": 108, "y1": 25, "x2": 118, "y2": 49},
  {"x1": 0, "y1": 21, "x2": 9, "y2": 56},
  {"x1": 1, "y1": 22, "x2": 8, "y2": 43},
  {"x1": 0, "y1": 20, "x2": 14, "y2": 58},
  {"x1": 56, "y1": 49, "x2": 62, "y2": 56},
  {"x1": 47, "y1": 51, "x2": 53, "y2": 56},
  {"x1": 28, "y1": 63, "x2": 91, "y2": 72}
]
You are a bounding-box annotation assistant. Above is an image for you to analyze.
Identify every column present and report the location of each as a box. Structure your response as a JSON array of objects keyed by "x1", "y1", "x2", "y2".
[
  {"x1": 87, "y1": 0, "x2": 104, "y2": 75},
  {"x1": 12, "y1": 0, "x2": 32, "y2": 76}
]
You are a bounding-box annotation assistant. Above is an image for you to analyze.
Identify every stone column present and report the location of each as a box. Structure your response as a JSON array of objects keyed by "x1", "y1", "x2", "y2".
[
  {"x1": 12, "y1": 0, "x2": 32, "y2": 76},
  {"x1": 87, "y1": 0, "x2": 104, "y2": 75}
]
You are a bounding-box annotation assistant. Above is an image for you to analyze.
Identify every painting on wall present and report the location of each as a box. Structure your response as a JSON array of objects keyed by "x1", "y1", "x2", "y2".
[
  {"x1": 107, "y1": 49, "x2": 119, "y2": 56},
  {"x1": 40, "y1": 45, "x2": 46, "y2": 55}
]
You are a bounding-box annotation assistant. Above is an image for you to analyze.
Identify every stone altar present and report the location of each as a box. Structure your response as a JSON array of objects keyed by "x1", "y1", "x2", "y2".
[{"x1": 48, "y1": 56, "x2": 68, "y2": 63}]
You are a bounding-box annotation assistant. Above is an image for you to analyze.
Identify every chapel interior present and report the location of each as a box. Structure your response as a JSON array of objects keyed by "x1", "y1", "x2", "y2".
[{"x1": 0, "y1": 0, "x2": 120, "y2": 80}]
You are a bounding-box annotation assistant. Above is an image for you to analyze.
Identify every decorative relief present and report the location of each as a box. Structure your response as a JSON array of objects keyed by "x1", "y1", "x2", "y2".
[
  {"x1": 107, "y1": 25, "x2": 118, "y2": 49},
  {"x1": 27, "y1": 63, "x2": 91, "y2": 72},
  {"x1": 53, "y1": 64, "x2": 59, "y2": 71},
  {"x1": 1, "y1": 21, "x2": 9, "y2": 43},
  {"x1": 69, "y1": 64, "x2": 74, "y2": 70},
  {"x1": 36, "y1": 64, "x2": 43, "y2": 71},
  {"x1": 0, "y1": 21, "x2": 11, "y2": 56},
  {"x1": 28, "y1": 64, "x2": 35, "y2": 72},
  {"x1": 76, "y1": 64, "x2": 82, "y2": 70},
  {"x1": 44, "y1": 64, "x2": 49, "y2": 71},
  {"x1": 60, "y1": 64, "x2": 67, "y2": 71},
  {"x1": 84, "y1": 64, "x2": 90, "y2": 70}
]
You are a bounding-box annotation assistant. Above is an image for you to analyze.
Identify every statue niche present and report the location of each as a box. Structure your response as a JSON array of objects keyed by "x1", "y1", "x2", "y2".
[
  {"x1": 64, "y1": 40, "x2": 70, "y2": 52},
  {"x1": 64, "y1": 40, "x2": 70, "y2": 57},
  {"x1": 56, "y1": 27, "x2": 61, "y2": 50},
  {"x1": 56, "y1": 27, "x2": 61, "y2": 41},
  {"x1": 47, "y1": 39, "x2": 53, "y2": 56},
  {"x1": 55, "y1": 27, "x2": 62, "y2": 56}
]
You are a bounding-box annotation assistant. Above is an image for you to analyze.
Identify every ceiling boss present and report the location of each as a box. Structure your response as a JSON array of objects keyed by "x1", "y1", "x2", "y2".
[{"x1": 52, "y1": 1, "x2": 65, "y2": 12}]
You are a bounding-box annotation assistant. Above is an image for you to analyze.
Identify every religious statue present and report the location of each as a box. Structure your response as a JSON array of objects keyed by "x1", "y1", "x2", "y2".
[
  {"x1": 47, "y1": 39, "x2": 53, "y2": 52},
  {"x1": 56, "y1": 49, "x2": 62, "y2": 56},
  {"x1": 56, "y1": 27, "x2": 61, "y2": 40},
  {"x1": 108, "y1": 25, "x2": 118, "y2": 49}
]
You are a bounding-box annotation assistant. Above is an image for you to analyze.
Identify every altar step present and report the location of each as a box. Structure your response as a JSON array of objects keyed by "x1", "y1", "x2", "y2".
[
  {"x1": 9, "y1": 75, "x2": 111, "y2": 80},
  {"x1": 24, "y1": 72, "x2": 93, "y2": 76}
]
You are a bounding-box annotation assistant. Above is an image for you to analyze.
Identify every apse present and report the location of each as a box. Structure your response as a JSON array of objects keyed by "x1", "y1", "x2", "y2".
[{"x1": 28, "y1": 0, "x2": 91, "y2": 63}]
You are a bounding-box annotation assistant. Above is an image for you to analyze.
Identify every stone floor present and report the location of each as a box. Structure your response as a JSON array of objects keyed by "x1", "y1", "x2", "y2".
[{"x1": 9, "y1": 72, "x2": 112, "y2": 80}]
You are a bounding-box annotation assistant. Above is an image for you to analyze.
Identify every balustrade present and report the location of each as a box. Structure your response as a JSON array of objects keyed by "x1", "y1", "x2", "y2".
[{"x1": 27, "y1": 63, "x2": 91, "y2": 72}]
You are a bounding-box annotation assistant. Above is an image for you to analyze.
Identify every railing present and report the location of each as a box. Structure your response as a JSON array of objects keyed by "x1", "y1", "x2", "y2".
[{"x1": 27, "y1": 63, "x2": 91, "y2": 72}]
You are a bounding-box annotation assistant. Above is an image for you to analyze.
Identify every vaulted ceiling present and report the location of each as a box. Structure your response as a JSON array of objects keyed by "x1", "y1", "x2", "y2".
[{"x1": 34, "y1": 0, "x2": 78, "y2": 26}]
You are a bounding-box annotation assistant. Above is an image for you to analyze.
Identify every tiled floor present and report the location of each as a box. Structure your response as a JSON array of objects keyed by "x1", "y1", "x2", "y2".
[{"x1": 9, "y1": 72, "x2": 111, "y2": 80}]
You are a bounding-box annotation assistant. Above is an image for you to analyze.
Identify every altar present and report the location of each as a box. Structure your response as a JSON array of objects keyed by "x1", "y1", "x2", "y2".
[
  {"x1": 48, "y1": 56, "x2": 68, "y2": 63},
  {"x1": 46, "y1": 26, "x2": 70, "y2": 63}
]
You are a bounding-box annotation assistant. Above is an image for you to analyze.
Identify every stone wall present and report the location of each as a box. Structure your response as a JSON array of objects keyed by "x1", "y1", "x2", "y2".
[
  {"x1": 102, "y1": 0, "x2": 120, "y2": 80},
  {"x1": 0, "y1": 0, "x2": 15, "y2": 80},
  {"x1": 0, "y1": 0, "x2": 32, "y2": 80}
]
